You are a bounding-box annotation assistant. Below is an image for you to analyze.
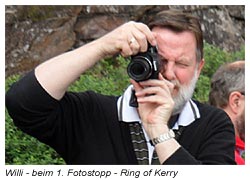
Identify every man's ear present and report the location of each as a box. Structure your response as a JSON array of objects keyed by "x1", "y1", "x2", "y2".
[
  {"x1": 197, "y1": 59, "x2": 205, "y2": 77},
  {"x1": 228, "y1": 91, "x2": 242, "y2": 114}
]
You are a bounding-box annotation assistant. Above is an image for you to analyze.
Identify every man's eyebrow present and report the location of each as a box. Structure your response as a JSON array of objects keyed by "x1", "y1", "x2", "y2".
[
  {"x1": 158, "y1": 55, "x2": 191, "y2": 62},
  {"x1": 176, "y1": 58, "x2": 190, "y2": 63}
]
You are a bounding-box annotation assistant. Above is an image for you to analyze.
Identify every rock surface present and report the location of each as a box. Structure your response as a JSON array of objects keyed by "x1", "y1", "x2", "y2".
[{"x1": 5, "y1": 5, "x2": 245, "y2": 76}]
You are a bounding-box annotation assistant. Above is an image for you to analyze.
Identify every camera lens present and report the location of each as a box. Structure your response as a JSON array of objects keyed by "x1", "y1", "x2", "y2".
[{"x1": 127, "y1": 56, "x2": 152, "y2": 82}]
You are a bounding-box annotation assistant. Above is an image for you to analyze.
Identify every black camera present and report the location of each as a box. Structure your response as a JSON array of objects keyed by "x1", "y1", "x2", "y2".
[{"x1": 127, "y1": 44, "x2": 159, "y2": 82}]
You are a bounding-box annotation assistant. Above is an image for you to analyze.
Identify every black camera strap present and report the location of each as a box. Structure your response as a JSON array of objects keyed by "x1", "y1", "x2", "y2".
[{"x1": 129, "y1": 89, "x2": 138, "y2": 107}]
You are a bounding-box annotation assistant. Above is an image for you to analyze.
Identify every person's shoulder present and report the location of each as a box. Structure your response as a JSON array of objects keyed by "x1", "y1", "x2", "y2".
[
  {"x1": 65, "y1": 90, "x2": 119, "y2": 103},
  {"x1": 191, "y1": 99, "x2": 233, "y2": 132},
  {"x1": 193, "y1": 99, "x2": 222, "y2": 112},
  {"x1": 192, "y1": 99, "x2": 229, "y2": 120}
]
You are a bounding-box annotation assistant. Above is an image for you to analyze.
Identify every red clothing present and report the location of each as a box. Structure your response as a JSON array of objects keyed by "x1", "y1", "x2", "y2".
[{"x1": 235, "y1": 136, "x2": 245, "y2": 165}]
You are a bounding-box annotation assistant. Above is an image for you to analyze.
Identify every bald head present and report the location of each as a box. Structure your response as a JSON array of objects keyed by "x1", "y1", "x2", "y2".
[
  {"x1": 229, "y1": 60, "x2": 244, "y2": 68},
  {"x1": 209, "y1": 60, "x2": 245, "y2": 108}
]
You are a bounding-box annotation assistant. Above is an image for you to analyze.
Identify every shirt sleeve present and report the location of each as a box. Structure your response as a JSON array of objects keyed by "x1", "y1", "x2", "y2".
[
  {"x1": 162, "y1": 147, "x2": 201, "y2": 164},
  {"x1": 5, "y1": 70, "x2": 94, "y2": 161},
  {"x1": 6, "y1": 70, "x2": 59, "y2": 135},
  {"x1": 162, "y1": 102, "x2": 236, "y2": 165}
]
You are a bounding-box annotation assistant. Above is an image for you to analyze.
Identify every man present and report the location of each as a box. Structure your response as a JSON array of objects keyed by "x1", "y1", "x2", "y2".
[
  {"x1": 209, "y1": 61, "x2": 245, "y2": 165},
  {"x1": 6, "y1": 10, "x2": 236, "y2": 164}
]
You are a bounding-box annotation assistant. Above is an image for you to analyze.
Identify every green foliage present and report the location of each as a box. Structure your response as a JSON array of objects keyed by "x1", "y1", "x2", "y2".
[
  {"x1": 5, "y1": 110, "x2": 65, "y2": 164},
  {"x1": 18, "y1": 6, "x2": 65, "y2": 22},
  {"x1": 68, "y1": 55, "x2": 130, "y2": 95},
  {"x1": 5, "y1": 43, "x2": 244, "y2": 164},
  {"x1": 193, "y1": 75, "x2": 211, "y2": 103},
  {"x1": 201, "y1": 43, "x2": 244, "y2": 78},
  {"x1": 194, "y1": 43, "x2": 245, "y2": 102}
]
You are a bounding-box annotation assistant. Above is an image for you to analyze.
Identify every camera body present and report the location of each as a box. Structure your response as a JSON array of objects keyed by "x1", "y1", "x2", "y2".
[{"x1": 127, "y1": 44, "x2": 159, "y2": 82}]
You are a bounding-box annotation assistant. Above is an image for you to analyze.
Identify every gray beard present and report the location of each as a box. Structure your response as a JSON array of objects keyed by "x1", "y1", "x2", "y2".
[{"x1": 172, "y1": 70, "x2": 198, "y2": 115}]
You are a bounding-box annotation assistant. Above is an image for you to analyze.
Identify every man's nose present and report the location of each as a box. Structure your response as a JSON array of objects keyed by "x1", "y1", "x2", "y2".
[{"x1": 162, "y1": 64, "x2": 176, "y2": 81}]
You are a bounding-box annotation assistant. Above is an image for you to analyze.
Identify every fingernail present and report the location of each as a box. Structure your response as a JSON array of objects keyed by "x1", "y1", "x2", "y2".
[{"x1": 152, "y1": 40, "x2": 157, "y2": 46}]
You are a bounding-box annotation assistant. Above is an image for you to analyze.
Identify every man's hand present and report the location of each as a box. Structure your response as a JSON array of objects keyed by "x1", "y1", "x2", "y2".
[
  {"x1": 130, "y1": 73, "x2": 175, "y2": 139},
  {"x1": 97, "y1": 21, "x2": 157, "y2": 58}
]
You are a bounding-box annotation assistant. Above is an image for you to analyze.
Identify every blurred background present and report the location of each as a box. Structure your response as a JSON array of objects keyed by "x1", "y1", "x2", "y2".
[
  {"x1": 5, "y1": 5, "x2": 245, "y2": 77},
  {"x1": 5, "y1": 5, "x2": 245, "y2": 164}
]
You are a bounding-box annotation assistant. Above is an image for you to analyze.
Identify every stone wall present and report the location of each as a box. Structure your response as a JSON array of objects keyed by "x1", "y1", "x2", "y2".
[{"x1": 5, "y1": 5, "x2": 245, "y2": 77}]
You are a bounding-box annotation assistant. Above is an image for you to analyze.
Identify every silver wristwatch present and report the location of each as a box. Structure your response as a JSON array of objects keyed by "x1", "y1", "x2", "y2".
[{"x1": 150, "y1": 129, "x2": 175, "y2": 146}]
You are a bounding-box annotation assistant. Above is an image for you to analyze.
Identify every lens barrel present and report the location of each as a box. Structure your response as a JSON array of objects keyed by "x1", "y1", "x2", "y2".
[{"x1": 127, "y1": 56, "x2": 153, "y2": 82}]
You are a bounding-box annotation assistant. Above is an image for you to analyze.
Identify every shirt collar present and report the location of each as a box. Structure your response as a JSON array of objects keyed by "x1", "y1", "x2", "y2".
[{"x1": 117, "y1": 85, "x2": 200, "y2": 129}]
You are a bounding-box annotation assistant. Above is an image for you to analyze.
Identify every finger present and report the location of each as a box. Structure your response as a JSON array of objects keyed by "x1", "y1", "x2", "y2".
[
  {"x1": 130, "y1": 79, "x2": 143, "y2": 92},
  {"x1": 137, "y1": 94, "x2": 170, "y2": 105},
  {"x1": 158, "y1": 73, "x2": 165, "y2": 80},
  {"x1": 138, "y1": 80, "x2": 172, "y2": 98},
  {"x1": 139, "y1": 74, "x2": 175, "y2": 91},
  {"x1": 139, "y1": 79, "x2": 167, "y2": 89},
  {"x1": 135, "y1": 86, "x2": 168, "y2": 98},
  {"x1": 152, "y1": 32, "x2": 158, "y2": 40},
  {"x1": 120, "y1": 43, "x2": 133, "y2": 57},
  {"x1": 158, "y1": 73, "x2": 175, "y2": 92},
  {"x1": 134, "y1": 22, "x2": 157, "y2": 46},
  {"x1": 129, "y1": 38, "x2": 141, "y2": 54},
  {"x1": 131, "y1": 30, "x2": 148, "y2": 52}
]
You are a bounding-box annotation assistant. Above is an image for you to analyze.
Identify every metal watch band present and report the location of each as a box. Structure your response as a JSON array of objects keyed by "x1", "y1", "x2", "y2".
[{"x1": 150, "y1": 129, "x2": 175, "y2": 146}]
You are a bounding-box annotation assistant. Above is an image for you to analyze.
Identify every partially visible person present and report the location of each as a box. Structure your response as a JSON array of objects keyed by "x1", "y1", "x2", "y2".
[{"x1": 209, "y1": 60, "x2": 245, "y2": 165}]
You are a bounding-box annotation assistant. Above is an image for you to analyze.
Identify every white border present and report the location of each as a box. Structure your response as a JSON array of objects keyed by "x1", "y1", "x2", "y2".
[{"x1": 1, "y1": 1, "x2": 249, "y2": 180}]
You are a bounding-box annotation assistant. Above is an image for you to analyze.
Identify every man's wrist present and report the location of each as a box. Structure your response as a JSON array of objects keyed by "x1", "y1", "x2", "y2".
[
  {"x1": 143, "y1": 123, "x2": 169, "y2": 139},
  {"x1": 150, "y1": 129, "x2": 175, "y2": 146}
]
